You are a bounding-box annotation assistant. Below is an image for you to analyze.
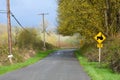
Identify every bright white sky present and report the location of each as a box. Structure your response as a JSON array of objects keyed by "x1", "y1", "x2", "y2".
[{"x1": 0, "y1": 0, "x2": 58, "y2": 28}]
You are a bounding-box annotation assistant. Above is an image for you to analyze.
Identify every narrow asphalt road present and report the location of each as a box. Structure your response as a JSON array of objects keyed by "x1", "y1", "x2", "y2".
[{"x1": 0, "y1": 49, "x2": 90, "y2": 80}]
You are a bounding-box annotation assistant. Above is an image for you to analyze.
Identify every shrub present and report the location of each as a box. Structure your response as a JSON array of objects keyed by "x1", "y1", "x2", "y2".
[
  {"x1": 17, "y1": 28, "x2": 46, "y2": 50},
  {"x1": 106, "y1": 38, "x2": 120, "y2": 73},
  {"x1": 17, "y1": 28, "x2": 55, "y2": 50},
  {"x1": 109, "y1": 49, "x2": 120, "y2": 73},
  {"x1": 85, "y1": 49, "x2": 98, "y2": 62},
  {"x1": 46, "y1": 42, "x2": 55, "y2": 49},
  {"x1": 0, "y1": 45, "x2": 9, "y2": 65}
]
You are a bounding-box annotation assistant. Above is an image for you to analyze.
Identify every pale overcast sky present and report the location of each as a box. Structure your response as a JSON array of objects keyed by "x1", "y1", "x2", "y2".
[{"x1": 0, "y1": 0, "x2": 58, "y2": 28}]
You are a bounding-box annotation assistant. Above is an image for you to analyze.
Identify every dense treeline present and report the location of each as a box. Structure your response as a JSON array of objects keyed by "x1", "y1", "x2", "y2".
[
  {"x1": 57, "y1": 0, "x2": 120, "y2": 73},
  {"x1": 57, "y1": 0, "x2": 120, "y2": 38}
]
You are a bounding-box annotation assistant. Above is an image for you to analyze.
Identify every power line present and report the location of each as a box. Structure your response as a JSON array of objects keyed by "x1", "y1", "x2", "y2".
[
  {"x1": 10, "y1": 12, "x2": 30, "y2": 33},
  {"x1": 0, "y1": 10, "x2": 31, "y2": 33}
]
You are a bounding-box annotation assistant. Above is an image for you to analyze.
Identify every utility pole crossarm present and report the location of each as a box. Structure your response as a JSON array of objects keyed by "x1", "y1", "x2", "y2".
[{"x1": 38, "y1": 13, "x2": 48, "y2": 15}]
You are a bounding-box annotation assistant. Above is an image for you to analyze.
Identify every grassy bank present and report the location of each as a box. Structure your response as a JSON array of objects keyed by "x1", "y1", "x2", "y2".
[
  {"x1": 0, "y1": 50, "x2": 56, "y2": 75},
  {"x1": 75, "y1": 50, "x2": 120, "y2": 80}
]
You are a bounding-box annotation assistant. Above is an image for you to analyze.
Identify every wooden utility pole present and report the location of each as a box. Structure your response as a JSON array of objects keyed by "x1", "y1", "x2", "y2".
[
  {"x1": 7, "y1": 0, "x2": 13, "y2": 64},
  {"x1": 38, "y1": 13, "x2": 48, "y2": 50}
]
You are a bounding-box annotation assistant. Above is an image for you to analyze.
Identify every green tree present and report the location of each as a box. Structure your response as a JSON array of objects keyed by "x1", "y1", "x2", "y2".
[{"x1": 57, "y1": 0, "x2": 120, "y2": 38}]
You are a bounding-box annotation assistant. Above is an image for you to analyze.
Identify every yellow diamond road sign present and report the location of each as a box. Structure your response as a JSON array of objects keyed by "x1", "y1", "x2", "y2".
[{"x1": 94, "y1": 32, "x2": 106, "y2": 44}]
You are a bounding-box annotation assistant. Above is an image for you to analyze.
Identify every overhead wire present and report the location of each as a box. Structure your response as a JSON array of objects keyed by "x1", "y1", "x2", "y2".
[
  {"x1": 0, "y1": 10, "x2": 31, "y2": 33},
  {"x1": 10, "y1": 12, "x2": 31, "y2": 33}
]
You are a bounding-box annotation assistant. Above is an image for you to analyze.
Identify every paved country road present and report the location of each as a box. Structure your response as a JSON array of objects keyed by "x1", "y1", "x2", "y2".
[{"x1": 0, "y1": 49, "x2": 90, "y2": 80}]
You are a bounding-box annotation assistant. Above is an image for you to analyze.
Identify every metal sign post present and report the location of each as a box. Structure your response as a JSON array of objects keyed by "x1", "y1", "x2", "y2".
[
  {"x1": 97, "y1": 43, "x2": 103, "y2": 64},
  {"x1": 94, "y1": 32, "x2": 106, "y2": 65},
  {"x1": 99, "y1": 47, "x2": 101, "y2": 64}
]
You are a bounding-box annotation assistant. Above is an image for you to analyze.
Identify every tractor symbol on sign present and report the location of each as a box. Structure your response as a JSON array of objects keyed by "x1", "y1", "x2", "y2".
[{"x1": 97, "y1": 35, "x2": 103, "y2": 40}]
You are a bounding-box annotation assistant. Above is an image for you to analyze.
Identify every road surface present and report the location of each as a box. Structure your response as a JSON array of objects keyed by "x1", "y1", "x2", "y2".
[{"x1": 0, "y1": 49, "x2": 90, "y2": 80}]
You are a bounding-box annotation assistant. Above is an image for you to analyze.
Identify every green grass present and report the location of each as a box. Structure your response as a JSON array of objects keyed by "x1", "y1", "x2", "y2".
[
  {"x1": 75, "y1": 50, "x2": 120, "y2": 80},
  {"x1": 0, "y1": 50, "x2": 56, "y2": 75}
]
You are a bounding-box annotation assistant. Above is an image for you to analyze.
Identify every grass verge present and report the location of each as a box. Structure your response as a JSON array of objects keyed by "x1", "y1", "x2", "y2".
[
  {"x1": 0, "y1": 50, "x2": 56, "y2": 75},
  {"x1": 75, "y1": 50, "x2": 120, "y2": 80}
]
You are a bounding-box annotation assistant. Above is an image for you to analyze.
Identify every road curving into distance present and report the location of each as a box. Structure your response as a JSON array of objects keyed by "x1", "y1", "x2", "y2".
[{"x1": 0, "y1": 49, "x2": 90, "y2": 80}]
